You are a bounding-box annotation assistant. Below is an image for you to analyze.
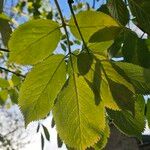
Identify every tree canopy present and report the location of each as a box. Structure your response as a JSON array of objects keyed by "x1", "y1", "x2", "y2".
[{"x1": 0, "y1": 0, "x2": 150, "y2": 149}]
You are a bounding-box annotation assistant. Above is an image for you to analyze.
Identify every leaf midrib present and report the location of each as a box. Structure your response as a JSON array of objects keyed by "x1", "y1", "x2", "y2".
[{"x1": 72, "y1": 72, "x2": 82, "y2": 149}]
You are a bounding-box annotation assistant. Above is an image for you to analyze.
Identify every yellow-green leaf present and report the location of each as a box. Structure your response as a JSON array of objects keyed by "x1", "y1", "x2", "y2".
[
  {"x1": 0, "y1": 78, "x2": 9, "y2": 88},
  {"x1": 9, "y1": 19, "x2": 61, "y2": 65},
  {"x1": 53, "y1": 74, "x2": 105, "y2": 150},
  {"x1": 69, "y1": 11, "x2": 120, "y2": 42},
  {"x1": 19, "y1": 55, "x2": 66, "y2": 126}
]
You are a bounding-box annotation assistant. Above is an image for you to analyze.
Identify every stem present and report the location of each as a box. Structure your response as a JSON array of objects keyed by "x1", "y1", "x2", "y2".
[
  {"x1": 54, "y1": 0, "x2": 72, "y2": 54},
  {"x1": 0, "y1": 67, "x2": 25, "y2": 78},
  {"x1": 68, "y1": 0, "x2": 89, "y2": 53},
  {"x1": 0, "y1": 48, "x2": 10, "y2": 52},
  {"x1": 140, "y1": 32, "x2": 145, "y2": 39},
  {"x1": 54, "y1": 0, "x2": 77, "y2": 82}
]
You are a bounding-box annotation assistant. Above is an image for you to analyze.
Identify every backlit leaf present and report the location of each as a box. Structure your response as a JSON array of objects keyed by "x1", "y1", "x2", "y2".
[
  {"x1": 9, "y1": 19, "x2": 61, "y2": 65},
  {"x1": 115, "y1": 62, "x2": 150, "y2": 95},
  {"x1": 53, "y1": 73, "x2": 105, "y2": 150},
  {"x1": 69, "y1": 11, "x2": 120, "y2": 42},
  {"x1": 93, "y1": 123, "x2": 110, "y2": 150},
  {"x1": 0, "y1": 78, "x2": 9, "y2": 88},
  {"x1": 19, "y1": 55, "x2": 66, "y2": 126},
  {"x1": 0, "y1": 90, "x2": 8, "y2": 105}
]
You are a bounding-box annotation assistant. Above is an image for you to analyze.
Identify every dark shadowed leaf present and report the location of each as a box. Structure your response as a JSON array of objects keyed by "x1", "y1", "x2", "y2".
[
  {"x1": 77, "y1": 52, "x2": 93, "y2": 75},
  {"x1": 0, "y1": 13, "x2": 12, "y2": 46},
  {"x1": 42, "y1": 125, "x2": 50, "y2": 141},
  {"x1": 107, "y1": 95, "x2": 145, "y2": 139},
  {"x1": 57, "y1": 134, "x2": 63, "y2": 148},
  {"x1": 41, "y1": 134, "x2": 44, "y2": 150},
  {"x1": 128, "y1": 0, "x2": 150, "y2": 35},
  {"x1": 146, "y1": 99, "x2": 150, "y2": 128},
  {"x1": 51, "y1": 117, "x2": 55, "y2": 128},
  {"x1": 107, "y1": 0, "x2": 129, "y2": 25},
  {"x1": 114, "y1": 62, "x2": 150, "y2": 94},
  {"x1": 69, "y1": 11, "x2": 120, "y2": 42}
]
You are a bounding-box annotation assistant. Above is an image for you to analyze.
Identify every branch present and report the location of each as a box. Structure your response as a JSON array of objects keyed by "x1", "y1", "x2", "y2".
[
  {"x1": 0, "y1": 67, "x2": 25, "y2": 78},
  {"x1": 0, "y1": 48, "x2": 10, "y2": 52},
  {"x1": 54, "y1": 0, "x2": 72, "y2": 54},
  {"x1": 68, "y1": 0, "x2": 89, "y2": 53}
]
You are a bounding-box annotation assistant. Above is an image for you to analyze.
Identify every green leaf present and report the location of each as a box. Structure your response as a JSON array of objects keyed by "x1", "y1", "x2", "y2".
[
  {"x1": 0, "y1": 90, "x2": 8, "y2": 105},
  {"x1": 69, "y1": 11, "x2": 120, "y2": 42},
  {"x1": 9, "y1": 89, "x2": 18, "y2": 104},
  {"x1": 57, "y1": 134, "x2": 63, "y2": 148},
  {"x1": 97, "y1": 4, "x2": 110, "y2": 15},
  {"x1": 19, "y1": 55, "x2": 66, "y2": 126},
  {"x1": 128, "y1": 0, "x2": 150, "y2": 35},
  {"x1": 0, "y1": 0, "x2": 4, "y2": 13},
  {"x1": 93, "y1": 123, "x2": 110, "y2": 150},
  {"x1": 108, "y1": 30, "x2": 124, "y2": 58},
  {"x1": 107, "y1": 0, "x2": 129, "y2": 25},
  {"x1": 121, "y1": 29, "x2": 150, "y2": 68},
  {"x1": 0, "y1": 13, "x2": 10, "y2": 21},
  {"x1": 77, "y1": 52, "x2": 93, "y2": 75},
  {"x1": 53, "y1": 74, "x2": 106, "y2": 150},
  {"x1": 107, "y1": 95, "x2": 145, "y2": 139},
  {"x1": 51, "y1": 117, "x2": 55, "y2": 128},
  {"x1": 88, "y1": 41, "x2": 113, "y2": 55},
  {"x1": 0, "y1": 78, "x2": 9, "y2": 88},
  {"x1": 0, "y1": 14, "x2": 12, "y2": 46},
  {"x1": 107, "y1": 79, "x2": 135, "y2": 113},
  {"x1": 84, "y1": 54, "x2": 135, "y2": 112},
  {"x1": 71, "y1": 53, "x2": 135, "y2": 112},
  {"x1": 146, "y1": 99, "x2": 150, "y2": 128},
  {"x1": 41, "y1": 134, "x2": 44, "y2": 150},
  {"x1": 89, "y1": 26, "x2": 121, "y2": 43},
  {"x1": 12, "y1": 74, "x2": 22, "y2": 86},
  {"x1": 114, "y1": 62, "x2": 150, "y2": 95},
  {"x1": 42, "y1": 125, "x2": 50, "y2": 141},
  {"x1": 9, "y1": 19, "x2": 61, "y2": 65}
]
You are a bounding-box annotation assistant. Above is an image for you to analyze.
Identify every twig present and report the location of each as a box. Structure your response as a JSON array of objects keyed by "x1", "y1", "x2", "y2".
[
  {"x1": 0, "y1": 66, "x2": 25, "y2": 78},
  {"x1": 140, "y1": 32, "x2": 145, "y2": 39},
  {"x1": 68, "y1": 0, "x2": 89, "y2": 53},
  {"x1": 0, "y1": 48, "x2": 10, "y2": 52},
  {"x1": 54, "y1": 0, "x2": 72, "y2": 54}
]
